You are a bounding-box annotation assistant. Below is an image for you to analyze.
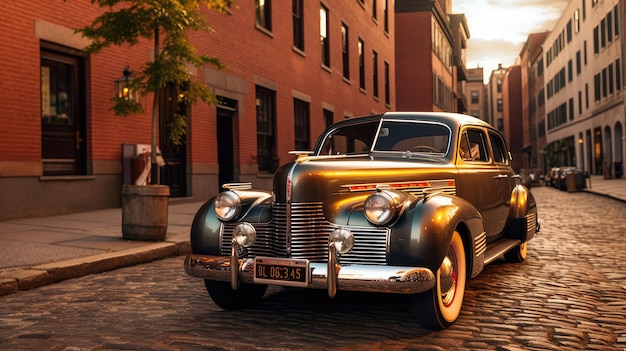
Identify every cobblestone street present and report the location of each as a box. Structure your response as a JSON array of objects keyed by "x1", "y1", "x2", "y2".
[{"x1": 0, "y1": 186, "x2": 625, "y2": 350}]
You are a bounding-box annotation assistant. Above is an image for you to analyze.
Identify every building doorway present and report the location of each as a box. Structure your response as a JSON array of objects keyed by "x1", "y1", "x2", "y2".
[
  {"x1": 216, "y1": 97, "x2": 237, "y2": 190},
  {"x1": 40, "y1": 45, "x2": 86, "y2": 176}
]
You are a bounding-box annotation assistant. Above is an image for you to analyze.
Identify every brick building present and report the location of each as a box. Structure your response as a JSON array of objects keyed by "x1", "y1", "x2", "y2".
[{"x1": 0, "y1": 1, "x2": 395, "y2": 220}]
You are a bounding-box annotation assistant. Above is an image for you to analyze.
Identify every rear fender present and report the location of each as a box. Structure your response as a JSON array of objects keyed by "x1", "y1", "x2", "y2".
[{"x1": 505, "y1": 184, "x2": 538, "y2": 242}]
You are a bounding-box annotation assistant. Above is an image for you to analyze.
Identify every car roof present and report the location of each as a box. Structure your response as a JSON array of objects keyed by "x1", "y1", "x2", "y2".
[{"x1": 329, "y1": 112, "x2": 493, "y2": 132}]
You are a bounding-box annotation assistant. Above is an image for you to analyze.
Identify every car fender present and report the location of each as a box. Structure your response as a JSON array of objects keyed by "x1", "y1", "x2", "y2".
[
  {"x1": 190, "y1": 190, "x2": 273, "y2": 255},
  {"x1": 326, "y1": 192, "x2": 485, "y2": 274},
  {"x1": 505, "y1": 184, "x2": 538, "y2": 242}
]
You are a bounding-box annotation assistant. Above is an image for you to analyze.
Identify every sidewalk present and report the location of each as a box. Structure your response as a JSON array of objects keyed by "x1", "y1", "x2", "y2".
[
  {"x1": 0, "y1": 199, "x2": 206, "y2": 296},
  {"x1": 2, "y1": 175, "x2": 626, "y2": 297}
]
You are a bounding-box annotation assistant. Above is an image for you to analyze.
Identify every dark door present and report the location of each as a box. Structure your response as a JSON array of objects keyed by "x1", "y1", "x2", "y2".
[
  {"x1": 41, "y1": 50, "x2": 86, "y2": 176},
  {"x1": 159, "y1": 84, "x2": 187, "y2": 197},
  {"x1": 217, "y1": 106, "x2": 235, "y2": 189}
]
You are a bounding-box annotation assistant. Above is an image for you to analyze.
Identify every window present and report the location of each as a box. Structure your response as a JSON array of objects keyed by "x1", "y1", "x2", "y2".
[
  {"x1": 602, "y1": 67, "x2": 608, "y2": 98},
  {"x1": 41, "y1": 45, "x2": 86, "y2": 176},
  {"x1": 497, "y1": 98, "x2": 503, "y2": 112},
  {"x1": 489, "y1": 132, "x2": 508, "y2": 164},
  {"x1": 342, "y1": 23, "x2": 350, "y2": 79},
  {"x1": 609, "y1": 64, "x2": 614, "y2": 95},
  {"x1": 576, "y1": 51, "x2": 581, "y2": 75},
  {"x1": 594, "y1": 73, "x2": 601, "y2": 102},
  {"x1": 292, "y1": 0, "x2": 304, "y2": 51},
  {"x1": 372, "y1": 0, "x2": 377, "y2": 21},
  {"x1": 358, "y1": 38, "x2": 365, "y2": 90},
  {"x1": 568, "y1": 60, "x2": 573, "y2": 82},
  {"x1": 471, "y1": 91, "x2": 479, "y2": 104},
  {"x1": 460, "y1": 129, "x2": 489, "y2": 162},
  {"x1": 616, "y1": 59, "x2": 622, "y2": 91},
  {"x1": 574, "y1": 9, "x2": 580, "y2": 33},
  {"x1": 372, "y1": 50, "x2": 379, "y2": 98},
  {"x1": 320, "y1": 5, "x2": 330, "y2": 67},
  {"x1": 615, "y1": 5, "x2": 620, "y2": 37},
  {"x1": 255, "y1": 0, "x2": 272, "y2": 31},
  {"x1": 607, "y1": 12, "x2": 613, "y2": 43},
  {"x1": 383, "y1": 0, "x2": 389, "y2": 33},
  {"x1": 601, "y1": 18, "x2": 606, "y2": 49},
  {"x1": 496, "y1": 78, "x2": 502, "y2": 93},
  {"x1": 294, "y1": 98, "x2": 310, "y2": 150},
  {"x1": 578, "y1": 91, "x2": 583, "y2": 114},
  {"x1": 569, "y1": 98, "x2": 574, "y2": 120},
  {"x1": 567, "y1": 20, "x2": 572, "y2": 42},
  {"x1": 593, "y1": 26, "x2": 599, "y2": 54},
  {"x1": 384, "y1": 61, "x2": 390, "y2": 105},
  {"x1": 323, "y1": 108, "x2": 334, "y2": 128},
  {"x1": 256, "y1": 86, "x2": 277, "y2": 173}
]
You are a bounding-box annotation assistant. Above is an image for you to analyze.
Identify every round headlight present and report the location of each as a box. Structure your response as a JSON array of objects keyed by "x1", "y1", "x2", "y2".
[
  {"x1": 364, "y1": 191, "x2": 396, "y2": 225},
  {"x1": 330, "y1": 228, "x2": 354, "y2": 254},
  {"x1": 233, "y1": 222, "x2": 256, "y2": 247},
  {"x1": 214, "y1": 191, "x2": 241, "y2": 221}
]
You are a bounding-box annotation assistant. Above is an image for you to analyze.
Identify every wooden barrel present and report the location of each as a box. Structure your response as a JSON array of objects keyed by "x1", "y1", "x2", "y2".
[{"x1": 121, "y1": 184, "x2": 170, "y2": 241}]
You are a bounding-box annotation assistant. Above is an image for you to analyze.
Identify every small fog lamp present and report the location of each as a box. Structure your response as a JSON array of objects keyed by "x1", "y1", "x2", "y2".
[
  {"x1": 233, "y1": 222, "x2": 256, "y2": 247},
  {"x1": 214, "y1": 191, "x2": 241, "y2": 221},
  {"x1": 330, "y1": 228, "x2": 354, "y2": 254}
]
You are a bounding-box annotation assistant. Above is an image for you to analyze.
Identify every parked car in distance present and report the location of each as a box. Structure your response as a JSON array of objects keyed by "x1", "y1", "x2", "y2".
[{"x1": 184, "y1": 112, "x2": 539, "y2": 330}]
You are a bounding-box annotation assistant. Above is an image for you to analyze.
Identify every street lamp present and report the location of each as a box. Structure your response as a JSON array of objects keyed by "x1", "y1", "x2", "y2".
[{"x1": 115, "y1": 66, "x2": 135, "y2": 101}]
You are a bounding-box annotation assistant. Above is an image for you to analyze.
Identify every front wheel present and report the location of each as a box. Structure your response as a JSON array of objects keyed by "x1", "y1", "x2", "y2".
[
  {"x1": 412, "y1": 230, "x2": 466, "y2": 330},
  {"x1": 204, "y1": 280, "x2": 268, "y2": 310}
]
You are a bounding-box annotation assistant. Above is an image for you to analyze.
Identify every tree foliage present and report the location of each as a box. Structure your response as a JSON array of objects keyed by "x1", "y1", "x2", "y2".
[{"x1": 77, "y1": 0, "x2": 233, "y2": 145}]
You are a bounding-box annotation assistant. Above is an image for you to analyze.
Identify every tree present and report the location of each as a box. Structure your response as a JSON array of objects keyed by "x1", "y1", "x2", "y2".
[{"x1": 77, "y1": 0, "x2": 233, "y2": 184}]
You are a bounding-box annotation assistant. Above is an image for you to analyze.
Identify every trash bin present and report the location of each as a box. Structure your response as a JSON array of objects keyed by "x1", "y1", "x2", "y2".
[
  {"x1": 615, "y1": 162, "x2": 623, "y2": 179},
  {"x1": 566, "y1": 173, "x2": 577, "y2": 192},
  {"x1": 575, "y1": 171, "x2": 586, "y2": 189}
]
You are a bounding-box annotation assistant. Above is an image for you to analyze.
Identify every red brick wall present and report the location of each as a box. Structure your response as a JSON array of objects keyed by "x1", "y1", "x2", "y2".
[{"x1": 395, "y1": 11, "x2": 433, "y2": 111}]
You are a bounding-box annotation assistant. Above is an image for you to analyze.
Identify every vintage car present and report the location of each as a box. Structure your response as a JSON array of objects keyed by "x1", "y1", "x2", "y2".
[{"x1": 184, "y1": 112, "x2": 539, "y2": 329}]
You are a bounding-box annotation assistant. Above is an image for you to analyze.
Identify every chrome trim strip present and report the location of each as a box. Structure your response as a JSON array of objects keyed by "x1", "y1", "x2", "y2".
[
  {"x1": 474, "y1": 231, "x2": 487, "y2": 258},
  {"x1": 185, "y1": 255, "x2": 435, "y2": 295}
]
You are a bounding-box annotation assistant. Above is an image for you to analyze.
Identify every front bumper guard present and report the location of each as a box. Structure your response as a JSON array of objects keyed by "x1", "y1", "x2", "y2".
[{"x1": 184, "y1": 253, "x2": 436, "y2": 297}]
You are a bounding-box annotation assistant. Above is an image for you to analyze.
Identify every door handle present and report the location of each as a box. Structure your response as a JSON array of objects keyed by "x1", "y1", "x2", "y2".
[{"x1": 493, "y1": 174, "x2": 508, "y2": 179}]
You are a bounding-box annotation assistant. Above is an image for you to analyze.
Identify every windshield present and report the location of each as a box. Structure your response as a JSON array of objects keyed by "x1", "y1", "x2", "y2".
[{"x1": 316, "y1": 119, "x2": 450, "y2": 156}]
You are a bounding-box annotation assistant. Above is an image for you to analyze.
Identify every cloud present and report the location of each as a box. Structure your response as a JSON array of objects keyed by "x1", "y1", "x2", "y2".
[{"x1": 453, "y1": 0, "x2": 569, "y2": 80}]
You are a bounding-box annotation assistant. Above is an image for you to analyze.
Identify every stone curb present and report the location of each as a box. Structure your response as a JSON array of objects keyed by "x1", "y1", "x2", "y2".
[{"x1": 0, "y1": 241, "x2": 190, "y2": 297}]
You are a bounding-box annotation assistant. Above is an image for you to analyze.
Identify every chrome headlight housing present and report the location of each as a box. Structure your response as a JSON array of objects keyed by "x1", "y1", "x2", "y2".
[
  {"x1": 214, "y1": 190, "x2": 241, "y2": 221},
  {"x1": 364, "y1": 190, "x2": 398, "y2": 226}
]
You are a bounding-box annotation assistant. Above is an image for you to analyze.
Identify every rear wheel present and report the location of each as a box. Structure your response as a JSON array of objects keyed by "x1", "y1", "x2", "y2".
[
  {"x1": 504, "y1": 242, "x2": 527, "y2": 263},
  {"x1": 204, "y1": 280, "x2": 267, "y2": 310},
  {"x1": 412, "y1": 230, "x2": 466, "y2": 330}
]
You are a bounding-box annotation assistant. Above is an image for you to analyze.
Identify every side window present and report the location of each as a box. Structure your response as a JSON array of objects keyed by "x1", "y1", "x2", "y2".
[
  {"x1": 460, "y1": 129, "x2": 489, "y2": 162},
  {"x1": 490, "y1": 132, "x2": 509, "y2": 164}
]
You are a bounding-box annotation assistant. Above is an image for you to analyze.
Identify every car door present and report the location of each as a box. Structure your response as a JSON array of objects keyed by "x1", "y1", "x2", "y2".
[
  {"x1": 488, "y1": 130, "x2": 515, "y2": 237},
  {"x1": 456, "y1": 127, "x2": 504, "y2": 240}
]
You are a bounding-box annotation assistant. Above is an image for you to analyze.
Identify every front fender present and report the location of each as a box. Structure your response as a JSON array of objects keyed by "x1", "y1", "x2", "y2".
[
  {"x1": 388, "y1": 194, "x2": 483, "y2": 271},
  {"x1": 190, "y1": 190, "x2": 273, "y2": 255}
]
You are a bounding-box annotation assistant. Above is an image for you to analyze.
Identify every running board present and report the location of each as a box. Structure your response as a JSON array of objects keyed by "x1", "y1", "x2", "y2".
[{"x1": 483, "y1": 238, "x2": 522, "y2": 265}]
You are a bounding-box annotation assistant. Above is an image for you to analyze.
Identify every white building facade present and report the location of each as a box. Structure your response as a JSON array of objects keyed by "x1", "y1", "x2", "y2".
[{"x1": 543, "y1": 0, "x2": 624, "y2": 177}]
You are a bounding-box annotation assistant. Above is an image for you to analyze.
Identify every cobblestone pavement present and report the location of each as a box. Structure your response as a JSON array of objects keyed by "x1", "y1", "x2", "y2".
[{"x1": 0, "y1": 186, "x2": 625, "y2": 351}]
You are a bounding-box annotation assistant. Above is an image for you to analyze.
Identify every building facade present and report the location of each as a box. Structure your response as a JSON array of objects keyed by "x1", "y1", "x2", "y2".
[
  {"x1": 502, "y1": 65, "x2": 524, "y2": 172},
  {"x1": 395, "y1": 0, "x2": 456, "y2": 112},
  {"x1": 542, "y1": 0, "x2": 624, "y2": 176},
  {"x1": 0, "y1": 1, "x2": 395, "y2": 220},
  {"x1": 519, "y1": 31, "x2": 550, "y2": 173},
  {"x1": 466, "y1": 67, "x2": 487, "y2": 120},
  {"x1": 487, "y1": 64, "x2": 507, "y2": 131}
]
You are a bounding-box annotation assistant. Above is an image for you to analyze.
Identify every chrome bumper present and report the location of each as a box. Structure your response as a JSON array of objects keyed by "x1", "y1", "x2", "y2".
[{"x1": 184, "y1": 254, "x2": 436, "y2": 296}]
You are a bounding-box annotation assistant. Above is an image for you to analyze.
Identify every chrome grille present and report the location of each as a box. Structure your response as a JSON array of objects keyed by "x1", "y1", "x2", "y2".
[{"x1": 221, "y1": 202, "x2": 389, "y2": 264}]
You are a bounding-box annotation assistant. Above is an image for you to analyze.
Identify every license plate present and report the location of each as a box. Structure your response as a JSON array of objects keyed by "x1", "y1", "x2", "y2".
[{"x1": 253, "y1": 257, "x2": 310, "y2": 287}]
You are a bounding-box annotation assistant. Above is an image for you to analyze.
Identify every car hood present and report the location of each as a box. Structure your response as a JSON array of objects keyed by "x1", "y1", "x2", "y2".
[{"x1": 273, "y1": 156, "x2": 457, "y2": 203}]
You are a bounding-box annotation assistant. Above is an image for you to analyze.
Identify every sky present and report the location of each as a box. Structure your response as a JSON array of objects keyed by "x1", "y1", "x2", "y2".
[{"x1": 452, "y1": 0, "x2": 570, "y2": 82}]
